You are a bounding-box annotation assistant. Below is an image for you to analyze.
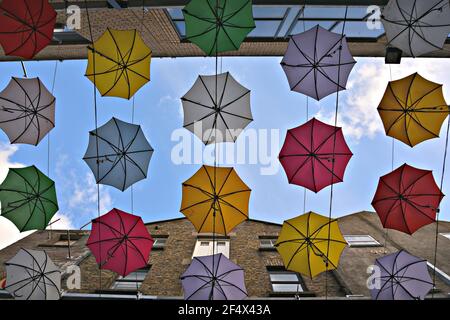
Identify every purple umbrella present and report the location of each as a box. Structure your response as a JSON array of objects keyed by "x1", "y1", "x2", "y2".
[
  {"x1": 281, "y1": 25, "x2": 356, "y2": 101},
  {"x1": 371, "y1": 250, "x2": 433, "y2": 300},
  {"x1": 180, "y1": 253, "x2": 247, "y2": 300}
]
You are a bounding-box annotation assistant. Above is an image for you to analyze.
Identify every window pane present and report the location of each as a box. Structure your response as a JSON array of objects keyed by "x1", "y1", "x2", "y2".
[
  {"x1": 248, "y1": 20, "x2": 281, "y2": 37},
  {"x1": 217, "y1": 241, "x2": 226, "y2": 246},
  {"x1": 167, "y1": 8, "x2": 184, "y2": 20},
  {"x1": 253, "y1": 7, "x2": 287, "y2": 19},
  {"x1": 112, "y1": 281, "x2": 141, "y2": 290},
  {"x1": 200, "y1": 241, "x2": 210, "y2": 246},
  {"x1": 260, "y1": 239, "x2": 272, "y2": 246},
  {"x1": 269, "y1": 273, "x2": 298, "y2": 282},
  {"x1": 272, "y1": 283, "x2": 303, "y2": 293}
]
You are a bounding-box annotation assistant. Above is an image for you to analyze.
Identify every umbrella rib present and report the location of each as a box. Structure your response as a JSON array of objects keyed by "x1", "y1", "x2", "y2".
[
  {"x1": 197, "y1": 205, "x2": 215, "y2": 233},
  {"x1": 220, "y1": 90, "x2": 251, "y2": 111},
  {"x1": 218, "y1": 198, "x2": 249, "y2": 220},
  {"x1": 181, "y1": 97, "x2": 215, "y2": 110},
  {"x1": 218, "y1": 111, "x2": 237, "y2": 142},
  {"x1": 199, "y1": 76, "x2": 218, "y2": 108},
  {"x1": 182, "y1": 183, "x2": 214, "y2": 198},
  {"x1": 219, "y1": 189, "x2": 251, "y2": 198}
]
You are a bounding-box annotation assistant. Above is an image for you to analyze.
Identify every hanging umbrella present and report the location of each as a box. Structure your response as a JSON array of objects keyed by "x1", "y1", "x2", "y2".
[
  {"x1": 183, "y1": 0, "x2": 255, "y2": 56},
  {"x1": 181, "y1": 165, "x2": 250, "y2": 235},
  {"x1": 279, "y1": 118, "x2": 353, "y2": 193},
  {"x1": 86, "y1": 208, "x2": 154, "y2": 277},
  {"x1": 0, "y1": 166, "x2": 58, "y2": 232},
  {"x1": 371, "y1": 250, "x2": 433, "y2": 300},
  {"x1": 85, "y1": 28, "x2": 152, "y2": 100},
  {"x1": 381, "y1": 0, "x2": 450, "y2": 57},
  {"x1": 0, "y1": 77, "x2": 56, "y2": 146},
  {"x1": 275, "y1": 212, "x2": 347, "y2": 278},
  {"x1": 371, "y1": 163, "x2": 443, "y2": 235},
  {"x1": 281, "y1": 25, "x2": 356, "y2": 101},
  {"x1": 378, "y1": 72, "x2": 449, "y2": 147},
  {"x1": 182, "y1": 72, "x2": 252, "y2": 145},
  {"x1": 181, "y1": 253, "x2": 247, "y2": 300},
  {"x1": 83, "y1": 117, "x2": 154, "y2": 192},
  {"x1": 0, "y1": 0, "x2": 56, "y2": 59},
  {"x1": 5, "y1": 248, "x2": 61, "y2": 300}
]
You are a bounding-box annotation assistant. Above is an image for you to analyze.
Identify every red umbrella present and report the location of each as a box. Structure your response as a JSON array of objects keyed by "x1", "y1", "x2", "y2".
[
  {"x1": 372, "y1": 164, "x2": 444, "y2": 235},
  {"x1": 279, "y1": 118, "x2": 353, "y2": 193},
  {"x1": 0, "y1": 0, "x2": 56, "y2": 59},
  {"x1": 86, "y1": 208, "x2": 154, "y2": 277}
]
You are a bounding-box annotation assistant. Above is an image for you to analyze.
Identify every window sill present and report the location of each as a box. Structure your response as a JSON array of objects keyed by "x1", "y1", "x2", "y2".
[{"x1": 269, "y1": 291, "x2": 315, "y2": 298}]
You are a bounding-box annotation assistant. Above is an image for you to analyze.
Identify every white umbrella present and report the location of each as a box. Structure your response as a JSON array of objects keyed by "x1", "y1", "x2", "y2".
[
  {"x1": 382, "y1": 0, "x2": 450, "y2": 57},
  {"x1": 0, "y1": 77, "x2": 55, "y2": 146},
  {"x1": 181, "y1": 72, "x2": 252, "y2": 145},
  {"x1": 83, "y1": 117, "x2": 154, "y2": 191},
  {"x1": 5, "y1": 248, "x2": 61, "y2": 300}
]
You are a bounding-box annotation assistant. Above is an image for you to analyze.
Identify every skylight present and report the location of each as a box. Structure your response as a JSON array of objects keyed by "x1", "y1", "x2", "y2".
[{"x1": 166, "y1": 5, "x2": 387, "y2": 40}]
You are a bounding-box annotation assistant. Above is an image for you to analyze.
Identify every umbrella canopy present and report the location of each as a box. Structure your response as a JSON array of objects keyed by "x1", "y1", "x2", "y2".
[
  {"x1": 281, "y1": 25, "x2": 356, "y2": 101},
  {"x1": 181, "y1": 253, "x2": 247, "y2": 300},
  {"x1": 0, "y1": 0, "x2": 56, "y2": 59},
  {"x1": 371, "y1": 250, "x2": 433, "y2": 300},
  {"x1": 275, "y1": 212, "x2": 347, "y2": 278},
  {"x1": 279, "y1": 118, "x2": 353, "y2": 193},
  {"x1": 0, "y1": 77, "x2": 56, "y2": 146},
  {"x1": 182, "y1": 72, "x2": 252, "y2": 145},
  {"x1": 86, "y1": 208, "x2": 154, "y2": 277},
  {"x1": 381, "y1": 0, "x2": 450, "y2": 57},
  {"x1": 85, "y1": 28, "x2": 152, "y2": 99},
  {"x1": 371, "y1": 163, "x2": 443, "y2": 235},
  {"x1": 181, "y1": 165, "x2": 250, "y2": 235},
  {"x1": 0, "y1": 166, "x2": 58, "y2": 232},
  {"x1": 183, "y1": 0, "x2": 255, "y2": 56},
  {"x1": 378, "y1": 72, "x2": 449, "y2": 147},
  {"x1": 83, "y1": 117, "x2": 154, "y2": 192},
  {"x1": 5, "y1": 248, "x2": 61, "y2": 300}
]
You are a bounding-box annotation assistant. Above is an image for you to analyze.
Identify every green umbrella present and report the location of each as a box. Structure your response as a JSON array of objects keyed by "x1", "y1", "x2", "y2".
[
  {"x1": 0, "y1": 166, "x2": 58, "y2": 232},
  {"x1": 183, "y1": 0, "x2": 255, "y2": 56}
]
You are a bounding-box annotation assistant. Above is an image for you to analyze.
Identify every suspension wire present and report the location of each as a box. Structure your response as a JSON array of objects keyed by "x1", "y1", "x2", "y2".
[
  {"x1": 302, "y1": 6, "x2": 308, "y2": 216},
  {"x1": 131, "y1": 96, "x2": 135, "y2": 215},
  {"x1": 20, "y1": 61, "x2": 27, "y2": 78},
  {"x1": 383, "y1": 65, "x2": 394, "y2": 252},
  {"x1": 325, "y1": 6, "x2": 348, "y2": 299},
  {"x1": 84, "y1": 0, "x2": 102, "y2": 293},
  {"x1": 432, "y1": 106, "x2": 450, "y2": 298}
]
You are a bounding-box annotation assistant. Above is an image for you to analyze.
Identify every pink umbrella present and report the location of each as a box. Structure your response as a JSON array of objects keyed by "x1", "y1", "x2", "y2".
[
  {"x1": 279, "y1": 118, "x2": 353, "y2": 193},
  {"x1": 86, "y1": 208, "x2": 154, "y2": 277}
]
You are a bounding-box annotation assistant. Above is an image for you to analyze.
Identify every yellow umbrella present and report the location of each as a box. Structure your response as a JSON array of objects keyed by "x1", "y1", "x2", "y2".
[
  {"x1": 378, "y1": 72, "x2": 449, "y2": 147},
  {"x1": 85, "y1": 28, "x2": 151, "y2": 100},
  {"x1": 275, "y1": 212, "x2": 347, "y2": 278},
  {"x1": 180, "y1": 165, "x2": 251, "y2": 235}
]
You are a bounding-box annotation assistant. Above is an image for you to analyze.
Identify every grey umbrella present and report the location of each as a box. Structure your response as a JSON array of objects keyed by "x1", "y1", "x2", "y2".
[
  {"x1": 181, "y1": 72, "x2": 253, "y2": 145},
  {"x1": 83, "y1": 117, "x2": 154, "y2": 191},
  {"x1": 181, "y1": 253, "x2": 247, "y2": 300},
  {"x1": 0, "y1": 77, "x2": 55, "y2": 146},
  {"x1": 281, "y1": 25, "x2": 356, "y2": 101},
  {"x1": 5, "y1": 248, "x2": 61, "y2": 300},
  {"x1": 382, "y1": 0, "x2": 450, "y2": 57},
  {"x1": 370, "y1": 250, "x2": 433, "y2": 300}
]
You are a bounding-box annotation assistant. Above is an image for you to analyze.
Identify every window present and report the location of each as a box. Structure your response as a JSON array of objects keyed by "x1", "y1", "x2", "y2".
[
  {"x1": 152, "y1": 237, "x2": 168, "y2": 249},
  {"x1": 344, "y1": 235, "x2": 381, "y2": 247},
  {"x1": 440, "y1": 233, "x2": 450, "y2": 241},
  {"x1": 192, "y1": 239, "x2": 230, "y2": 258},
  {"x1": 111, "y1": 266, "x2": 150, "y2": 291},
  {"x1": 268, "y1": 268, "x2": 304, "y2": 293},
  {"x1": 259, "y1": 237, "x2": 277, "y2": 250},
  {"x1": 427, "y1": 262, "x2": 450, "y2": 285}
]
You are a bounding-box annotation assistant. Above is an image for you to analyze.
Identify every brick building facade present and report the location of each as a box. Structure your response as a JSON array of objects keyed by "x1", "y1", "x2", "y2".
[{"x1": 0, "y1": 211, "x2": 449, "y2": 299}]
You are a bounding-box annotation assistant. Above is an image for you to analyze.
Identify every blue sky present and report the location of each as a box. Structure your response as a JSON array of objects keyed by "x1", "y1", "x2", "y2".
[{"x1": 1, "y1": 55, "x2": 450, "y2": 248}]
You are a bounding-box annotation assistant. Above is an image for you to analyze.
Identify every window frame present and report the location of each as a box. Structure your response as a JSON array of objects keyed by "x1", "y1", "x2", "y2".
[
  {"x1": 259, "y1": 237, "x2": 278, "y2": 251},
  {"x1": 344, "y1": 235, "x2": 381, "y2": 247},
  {"x1": 152, "y1": 236, "x2": 168, "y2": 250},
  {"x1": 267, "y1": 267, "x2": 307, "y2": 295},
  {"x1": 110, "y1": 266, "x2": 151, "y2": 292}
]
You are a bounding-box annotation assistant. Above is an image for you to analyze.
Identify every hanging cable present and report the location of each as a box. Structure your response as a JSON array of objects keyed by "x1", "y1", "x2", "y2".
[
  {"x1": 432, "y1": 105, "x2": 450, "y2": 298},
  {"x1": 84, "y1": 0, "x2": 102, "y2": 293},
  {"x1": 325, "y1": 6, "x2": 348, "y2": 299}
]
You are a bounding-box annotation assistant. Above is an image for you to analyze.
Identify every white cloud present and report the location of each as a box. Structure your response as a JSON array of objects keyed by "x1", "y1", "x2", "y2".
[
  {"x1": 0, "y1": 143, "x2": 30, "y2": 250},
  {"x1": 316, "y1": 57, "x2": 450, "y2": 141},
  {"x1": 47, "y1": 212, "x2": 74, "y2": 230}
]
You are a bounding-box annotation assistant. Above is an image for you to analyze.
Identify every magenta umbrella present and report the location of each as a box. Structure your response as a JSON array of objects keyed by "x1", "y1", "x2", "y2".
[
  {"x1": 281, "y1": 25, "x2": 356, "y2": 101},
  {"x1": 86, "y1": 208, "x2": 154, "y2": 277},
  {"x1": 279, "y1": 118, "x2": 353, "y2": 193}
]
